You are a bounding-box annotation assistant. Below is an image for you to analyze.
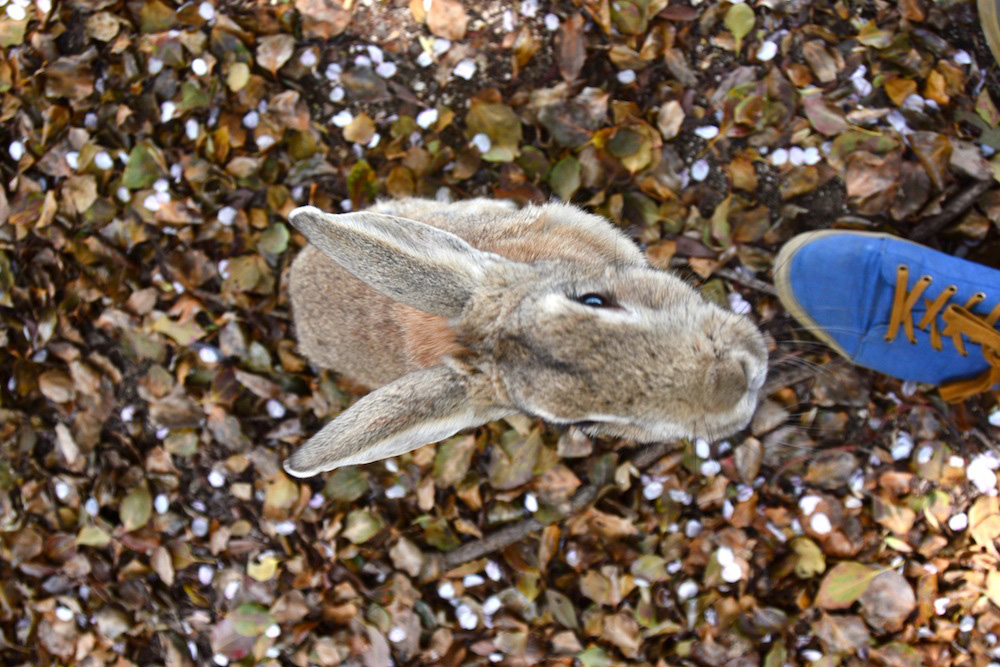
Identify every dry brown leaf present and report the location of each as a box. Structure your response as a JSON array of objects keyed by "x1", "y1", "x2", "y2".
[
  {"x1": 656, "y1": 99, "x2": 684, "y2": 140},
  {"x1": 858, "y1": 570, "x2": 916, "y2": 633},
  {"x1": 427, "y1": 0, "x2": 468, "y2": 40},
  {"x1": 257, "y1": 34, "x2": 296, "y2": 75},
  {"x1": 39, "y1": 369, "x2": 75, "y2": 403},
  {"x1": 343, "y1": 113, "x2": 376, "y2": 145},
  {"x1": 801, "y1": 40, "x2": 838, "y2": 83},
  {"x1": 296, "y1": 0, "x2": 351, "y2": 39},
  {"x1": 555, "y1": 14, "x2": 586, "y2": 82}
]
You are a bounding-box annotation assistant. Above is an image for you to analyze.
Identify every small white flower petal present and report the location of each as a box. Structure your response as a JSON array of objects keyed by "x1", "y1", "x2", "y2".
[
  {"x1": 617, "y1": 69, "x2": 636, "y2": 85},
  {"x1": 154, "y1": 493, "x2": 170, "y2": 514},
  {"x1": 810, "y1": 512, "x2": 832, "y2": 535},
  {"x1": 694, "y1": 125, "x2": 719, "y2": 140},
  {"x1": 769, "y1": 148, "x2": 789, "y2": 166},
  {"x1": 471, "y1": 133, "x2": 491, "y2": 153},
  {"x1": 198, "y1": 2, "x2": 215, "y2": 21},
  {"x1": 453, "y1": 59, "x2": 476, "y2": 80},
  {"x1": 948, "y1": 512, "x2": 968, "y2": 531},
  {"x1": 756, "y1": 41, "x2": 777, "y2": 61},
  {"x1": 721, "y1": 561, "x2": 742, "y2": 583},
  {"x1": 375, "y1": 61, "x2": 397, "y2": 78},
  {"x1": 416, "y1": 108, "x2": 438, "y2": 129},
  {"x1": 94, "y1": 151, "x2": 114, "y2": 170},
  {"x1": 677, "y1": 580, "x2": 698, "y2": 601},
  {"x1": 690, "y1": 159, "x2": 710, "y2": 182}
]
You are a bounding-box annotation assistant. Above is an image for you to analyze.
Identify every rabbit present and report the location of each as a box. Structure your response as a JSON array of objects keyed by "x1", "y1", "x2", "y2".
[{"x1": 284, "y1": 197, "x2": 768, "y2": 477}]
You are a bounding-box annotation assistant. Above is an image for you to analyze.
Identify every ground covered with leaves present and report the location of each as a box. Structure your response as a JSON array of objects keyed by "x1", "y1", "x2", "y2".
[{"x1": 3, "y1": 0, "x2": 1000, "y2": 664}]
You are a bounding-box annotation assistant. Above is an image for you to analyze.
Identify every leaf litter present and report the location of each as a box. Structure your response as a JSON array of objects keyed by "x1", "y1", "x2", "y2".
[{"x1": 1, "y1": 0, "x2": 1000, "y2": 665}]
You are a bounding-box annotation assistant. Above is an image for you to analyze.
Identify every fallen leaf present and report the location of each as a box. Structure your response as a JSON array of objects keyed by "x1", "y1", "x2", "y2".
[
  {"x1": 801, "y1": 41, "x2": 838, "y2": 83},
  {"x1": 724, "y1": 3, "x2": 755, "y2": 51},
  {"x1": 257, "y1": 34, "x2": 296, "y2": 75},
  {"x1": 813, "y1": 614, "x2": 871, "y2": 653},
  {"x1": 908, "y1": 131, "x2": 952, "y2": 191},
  {"x1": 815, "y1": 561, "x2": 886, "y2": 610},
  {"x1": 427, "y1": 0, "x2": 468, "y2": 40},
  {"x1": 343, "y1": 113, "x2": 376, "y2": 145},
  {"x1": 120, "y1": 486, "x2": 152, "y2": 532},
  {"x1": 39, "y1": 369, "x2": 75, "y2": 403},
  {"x1": 858, "y1": 570, "x2": 916, "y2": 633},
  {"x1": 555, "y1": 14, "x2": 586, "y2": 81},
  {"x1": 296, "y1": 0, "x2": 351, "y2": 39}
]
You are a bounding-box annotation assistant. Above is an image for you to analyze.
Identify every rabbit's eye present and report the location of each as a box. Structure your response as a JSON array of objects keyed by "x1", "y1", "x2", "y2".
[{"x1": 577, "y1": 293, "x2": 612, "y2": 308}]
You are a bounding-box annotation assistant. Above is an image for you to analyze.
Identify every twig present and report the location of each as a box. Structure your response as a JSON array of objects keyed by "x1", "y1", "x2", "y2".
[
  {"x1": 440, "y1": 442, "x2": 672, "y2": 570},
  {"x1": 761, "y1": 364, "x2": 819, "y2": 395},
  {"x1": 910, "y1": 180, "x2": 992, "y2": 242},
  {"x1": 668, "y1": 258, "x2": 777, "y2": 296},
  {"x1": 715, "y1": 266, "x2": 777, "y2": 296}
]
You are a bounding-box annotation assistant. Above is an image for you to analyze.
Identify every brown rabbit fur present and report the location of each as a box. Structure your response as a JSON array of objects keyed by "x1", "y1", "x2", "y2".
[{"x1": 285, "y1": 198, "x2": 768, "y2": 477}]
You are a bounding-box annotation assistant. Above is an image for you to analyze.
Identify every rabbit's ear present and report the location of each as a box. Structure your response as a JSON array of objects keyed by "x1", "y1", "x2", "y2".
[
  {"x1": 289, "y1": 206, "x2": 503, "y2": 318},
  {"x1": 283, "y1": 365, "x2": 511, "y2": 477}
]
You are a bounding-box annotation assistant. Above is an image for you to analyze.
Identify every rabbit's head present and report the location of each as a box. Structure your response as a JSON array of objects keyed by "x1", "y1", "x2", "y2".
[{"x1": 284, "y1": 205, "x2": 767, "y2": 477}]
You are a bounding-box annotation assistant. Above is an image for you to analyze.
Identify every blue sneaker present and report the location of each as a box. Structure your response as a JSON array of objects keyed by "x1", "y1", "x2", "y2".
[{"x1": 773, "y1": 231, "x2": 1000, "y2": 403}]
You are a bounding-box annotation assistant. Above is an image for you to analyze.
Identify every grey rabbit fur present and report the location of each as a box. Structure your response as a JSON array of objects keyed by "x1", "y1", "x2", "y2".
[{"x1": 284, "y1": 197, "x2": 768, "y2": 477}]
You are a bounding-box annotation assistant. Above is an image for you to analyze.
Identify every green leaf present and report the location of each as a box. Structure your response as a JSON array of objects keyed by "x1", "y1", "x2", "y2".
[
  {"x1": 577, "y1": 646, "x2": 612, "y2": 667},
  {"x1": 607, "y1": 128, "x2": 642, "y2": 158},
  {"x1": 121, "y1": 144, "x2": 164, "y2": 190},
  {"x1": 466, "y1": 101, "x2": 522, "y2": 162},
  {"x1": 76, "y1": 525, "x2": 111, "y2": 547},
  {"x1": 226, "y1": 62, "x2": 250, "y2": 93},
  {"x1": 815, "y1": 561, "x2": 888, "y2": 610},
  {"x1": 414, "y1": 515, "x2": 461, "y2": 551},
  {"x1": 323, "y1": 467, "x2": 369, "y2": 502},
  {"x1": 176, "y1": 81, "x2": 210, "y2": 115},
  {"x1": 0, "y1": 18, "x2": 28, "y2": 47},
  {"x1": 343, "y1": 510, "x2": 384, "y2": 544},
  {"x1": 710, "y1": 195, "x2": 732, "y2": 248},
  {"x1": 790, "y1": 537, "x2": 826, "y2": 578},
  {"x1": 724, "y1": 3, "x2": 755, "y2": 50},
  {"x1": 120, "y1": 486, "x2": 152, "y2": 532},
  {"x1": 433, "y1": 435, "x2": 477, "y2": 487},
  {"x1": 257, "y1": 223, "x2": 290, "y2": 255},
  {"x1": 764, "y1": 641, "x2": 788, "y2": 667},
  {"x1": 548, "y1": 156, "x2": 581, "y2": 201},
  {"x1": 630, "y1": 554, "x2": 668, "y2": 583},
  {"x1": 139, "y1": 0, "x2": 177, "y2": 33},
  {"x1": 347, "y1": 159, "x2": 378, "y2": 208},
  {"x1": 152, "y1": 316, "x2": 206, "y2": 346},
  {"x1": 545, "y1": 589, "x2": 578, "y2": 629},
  {"x1": 228, "y1": 603, "x2": 274, "y2": 637}
]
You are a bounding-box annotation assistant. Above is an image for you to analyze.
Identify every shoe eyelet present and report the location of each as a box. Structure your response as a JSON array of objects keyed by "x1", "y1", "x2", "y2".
[
  {"x1": 919, "y1": 275, "x2": 932, "y2": 285},
  {"x1": 974, "y1": 291, "x2": 986, "y2": 300},
  {"x1": 945, "y1": 286, "x2": 957, "y2": 294}
]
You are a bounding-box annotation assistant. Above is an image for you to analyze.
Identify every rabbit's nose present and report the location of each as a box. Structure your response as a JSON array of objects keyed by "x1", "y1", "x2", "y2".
[{"x1": 708, "y1": 357, "x2": 749, "y2": 410}]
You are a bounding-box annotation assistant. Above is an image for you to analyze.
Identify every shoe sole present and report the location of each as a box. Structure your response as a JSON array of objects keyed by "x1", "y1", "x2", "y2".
[{"x1": 773, "y1": 229, "x2": 920, "y2": 363}]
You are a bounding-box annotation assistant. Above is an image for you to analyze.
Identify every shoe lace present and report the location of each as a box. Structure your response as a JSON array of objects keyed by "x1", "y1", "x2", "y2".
[{"x1": 885, "y1": 265, "x2": 1000, "y2": 403}]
